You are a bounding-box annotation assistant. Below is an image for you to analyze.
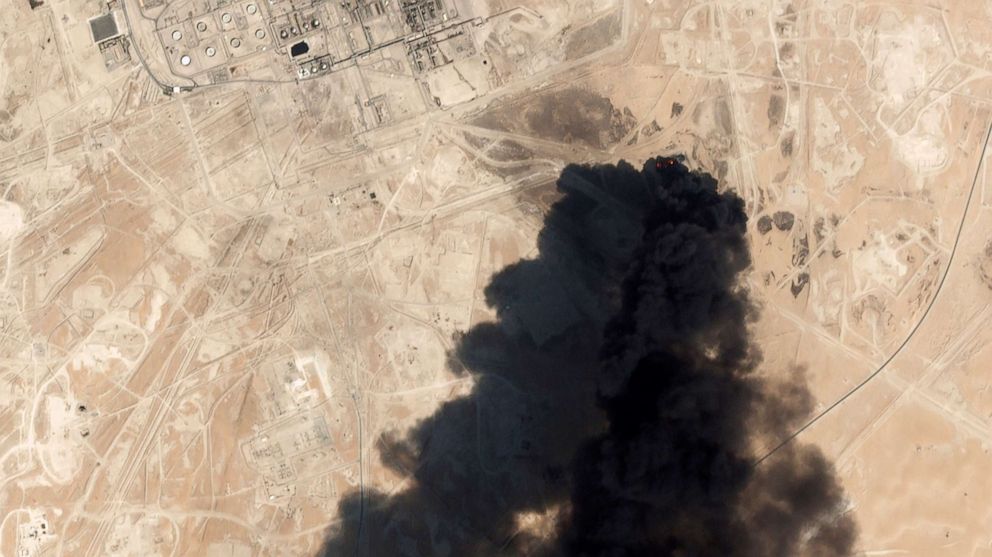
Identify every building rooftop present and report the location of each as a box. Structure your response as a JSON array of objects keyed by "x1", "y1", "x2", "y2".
[{"x1": 89, "y1": 13, "x2": 120, "y2": 44}]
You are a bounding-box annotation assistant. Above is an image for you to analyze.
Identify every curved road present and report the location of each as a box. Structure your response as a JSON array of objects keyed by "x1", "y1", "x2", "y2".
[{"x1": 755, "y1": 120, "x2": 992, "y2": 466}]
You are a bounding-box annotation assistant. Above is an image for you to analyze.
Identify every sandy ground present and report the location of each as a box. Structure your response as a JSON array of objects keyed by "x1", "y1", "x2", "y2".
[{"x1": 2, "y1": 0, "x2": 992, "y2": 554}]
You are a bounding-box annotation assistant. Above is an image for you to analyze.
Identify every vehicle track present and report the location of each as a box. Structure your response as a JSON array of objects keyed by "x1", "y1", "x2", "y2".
[{"x1": 755, "y1": 120, "x2": 992, "y2": 466}]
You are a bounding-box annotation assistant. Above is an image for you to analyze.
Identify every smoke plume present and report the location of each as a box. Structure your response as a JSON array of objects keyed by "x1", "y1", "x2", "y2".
[{"x1": 318, "y1": 159, "x2": 857, "y2": 556}]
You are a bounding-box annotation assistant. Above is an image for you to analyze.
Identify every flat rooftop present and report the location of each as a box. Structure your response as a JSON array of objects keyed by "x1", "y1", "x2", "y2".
[{"x1": 89, "y1": 13, "x2": 120, "y2": 44}]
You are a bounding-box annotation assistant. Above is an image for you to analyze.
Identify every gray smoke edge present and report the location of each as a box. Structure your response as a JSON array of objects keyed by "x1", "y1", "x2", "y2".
[{"x1": 317, "y1": 159, "x2": 858, "y2": 557}]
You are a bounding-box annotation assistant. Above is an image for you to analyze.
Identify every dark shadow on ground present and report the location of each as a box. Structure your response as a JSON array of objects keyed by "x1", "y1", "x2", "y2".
[{"x1": 317, "y1": 158, "x2": 857, "y2": 557}]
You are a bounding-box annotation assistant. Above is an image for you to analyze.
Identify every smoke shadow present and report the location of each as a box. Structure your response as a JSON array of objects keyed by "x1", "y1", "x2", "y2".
[{"x1": 317, "y1": 159, "x2": 857, "y2": 556}]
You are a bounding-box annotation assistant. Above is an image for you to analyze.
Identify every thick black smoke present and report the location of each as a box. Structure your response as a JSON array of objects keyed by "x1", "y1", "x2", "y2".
[{"x1": 318, "y1": 159, "x2": 856, "y2": 556}]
